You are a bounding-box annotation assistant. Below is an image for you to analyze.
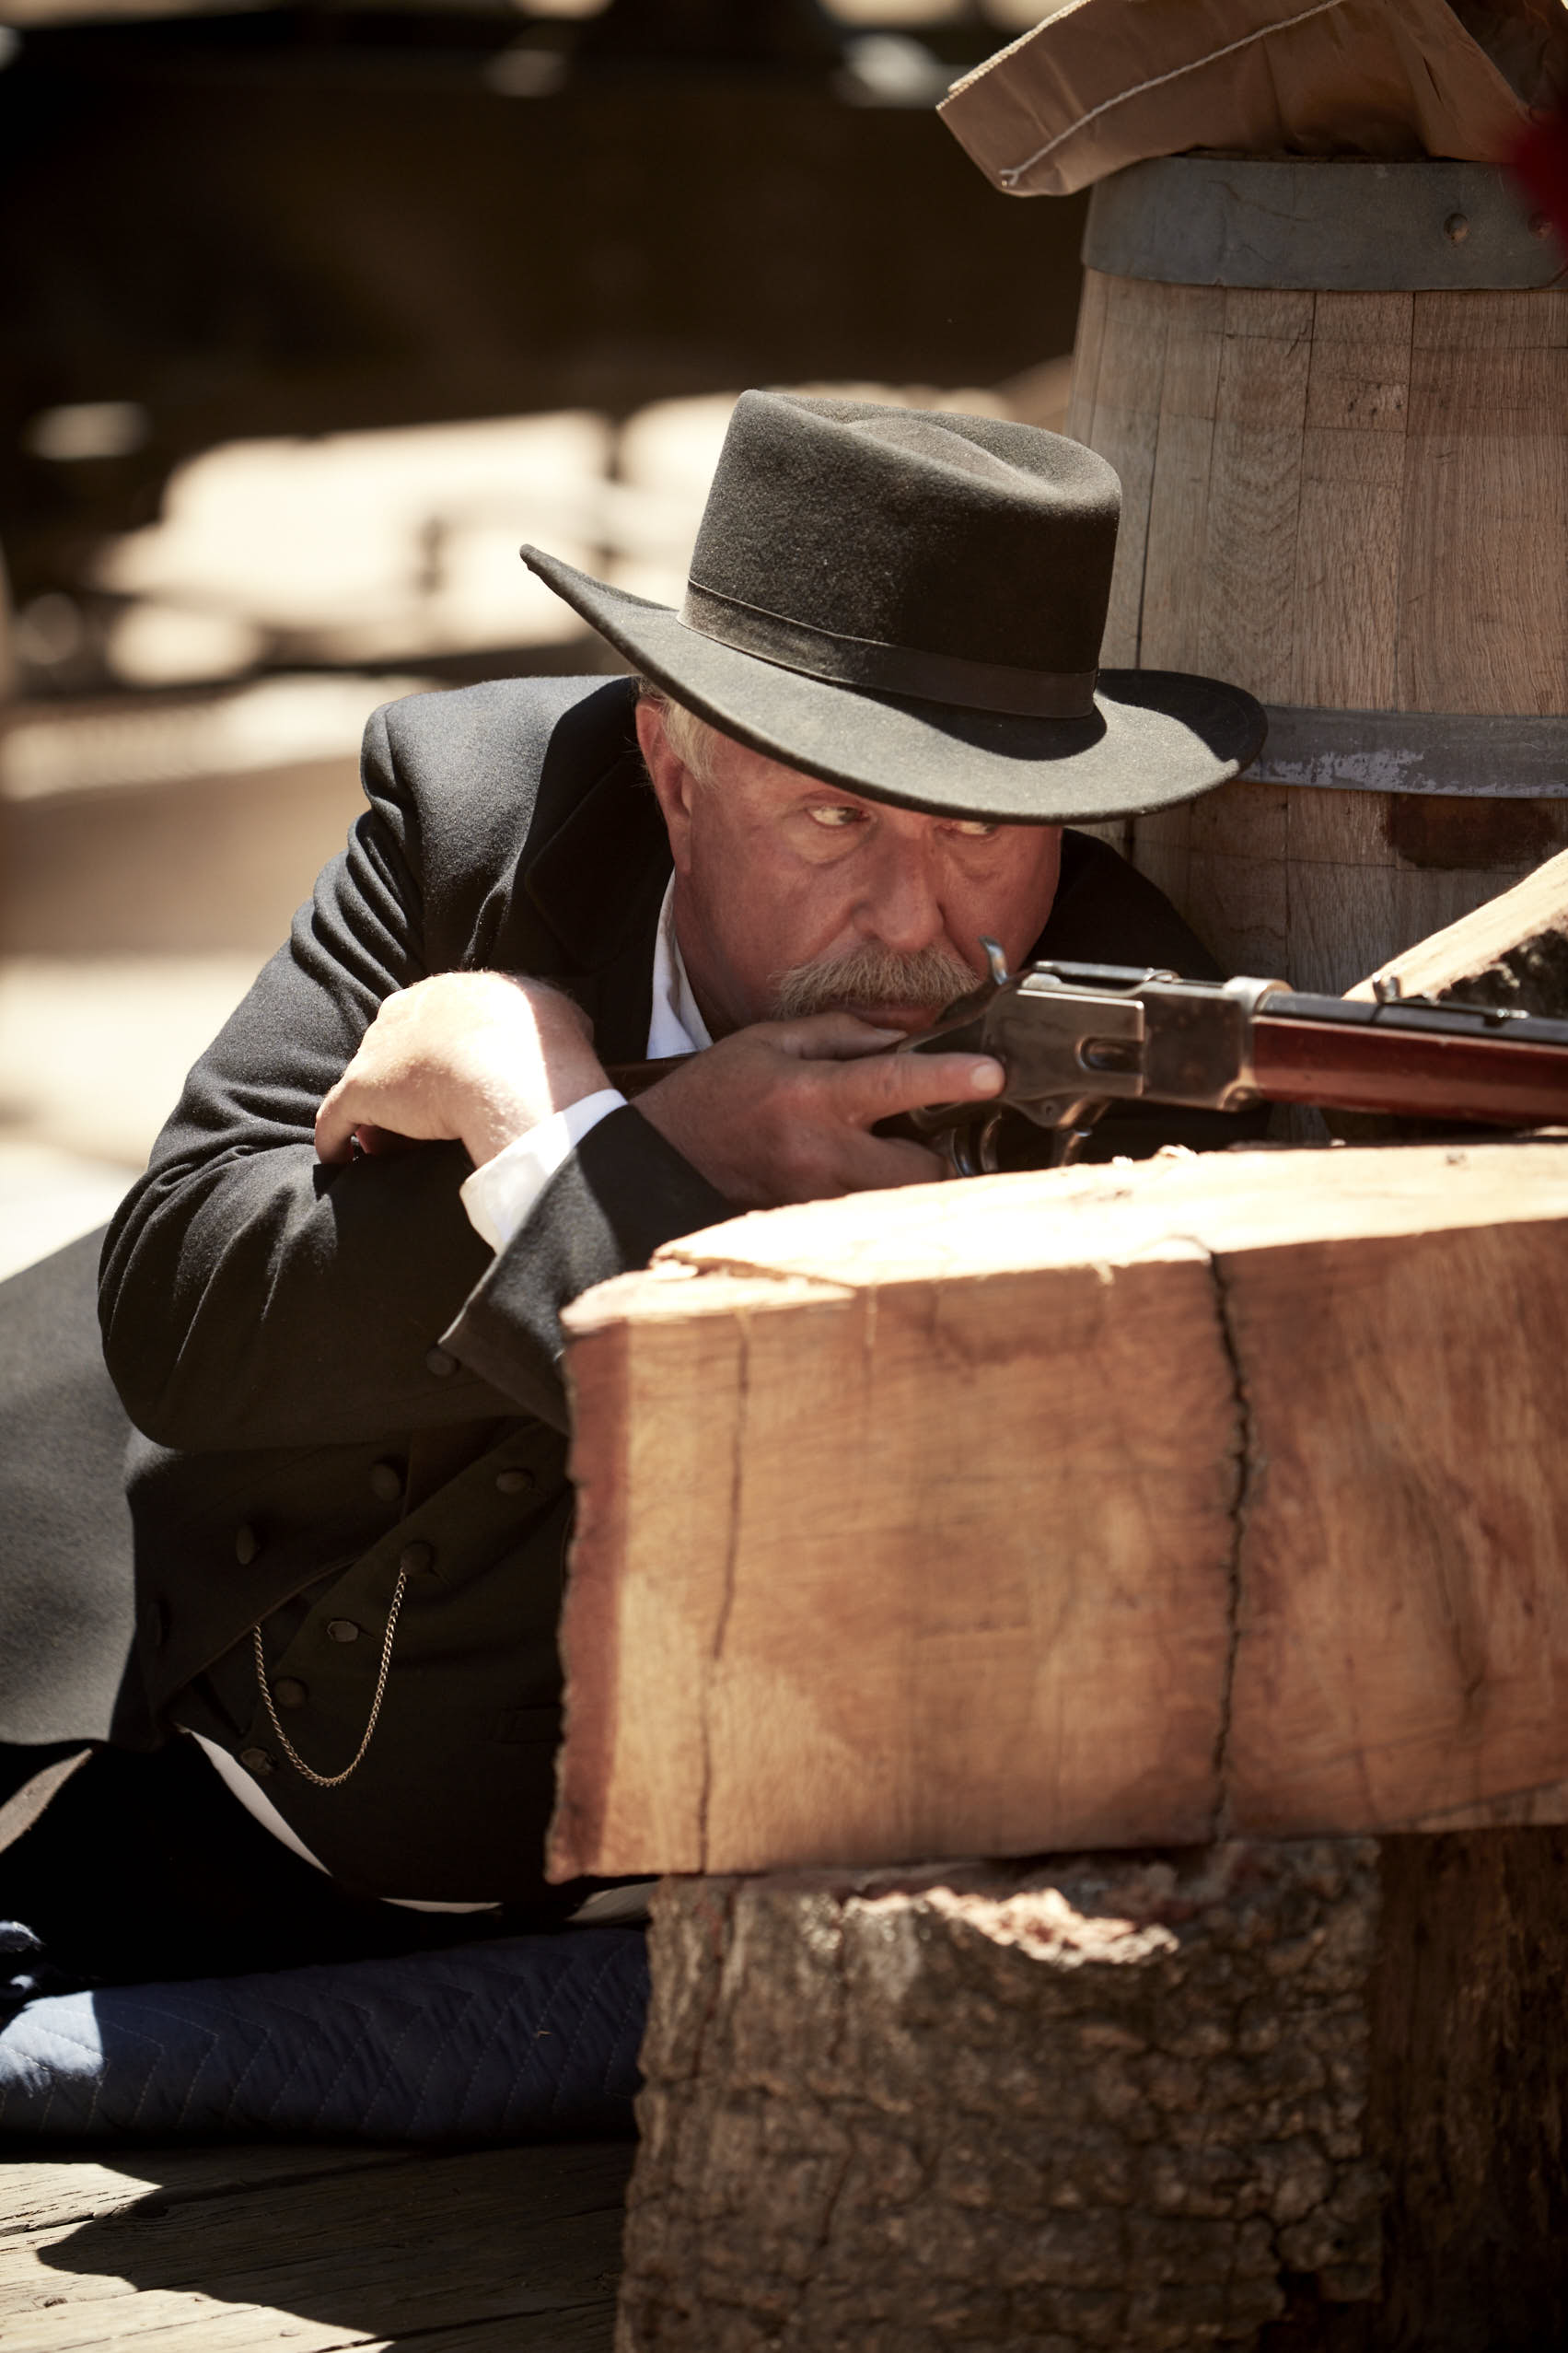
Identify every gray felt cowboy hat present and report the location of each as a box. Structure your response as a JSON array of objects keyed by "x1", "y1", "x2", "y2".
[{"x1": 521, "y1": 390, "x2": 1265, "y2": 825}]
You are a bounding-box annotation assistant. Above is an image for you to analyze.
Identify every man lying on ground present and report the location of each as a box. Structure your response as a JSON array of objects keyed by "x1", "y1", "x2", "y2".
[{"x1": 0, "y1": 392, "x2": 1261, "y2": 1979}]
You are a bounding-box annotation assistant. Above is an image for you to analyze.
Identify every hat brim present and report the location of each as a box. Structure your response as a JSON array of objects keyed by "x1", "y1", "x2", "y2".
[{"x1": 524, "y1": 547, "x2": 1266, "y2": 826}]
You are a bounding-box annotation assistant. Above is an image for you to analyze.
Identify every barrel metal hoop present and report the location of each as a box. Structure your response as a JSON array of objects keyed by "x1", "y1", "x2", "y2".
[
  {"x1": 1083, "y1": 157, "x2": 1561, "y2": 292},
  {"x1": 1253, "y1": 706, "x2": 1568, "y2": 798}
]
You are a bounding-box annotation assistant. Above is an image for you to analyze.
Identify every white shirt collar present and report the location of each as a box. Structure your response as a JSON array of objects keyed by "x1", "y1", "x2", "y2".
[{"x1": 645, "y1": 873, "x2": 713, "y2": 1058}]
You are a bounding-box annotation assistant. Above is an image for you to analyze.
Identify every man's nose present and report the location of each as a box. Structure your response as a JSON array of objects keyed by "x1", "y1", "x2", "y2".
[{"x1": 856, "y1": 832, "x2": 946, "y2": 952}]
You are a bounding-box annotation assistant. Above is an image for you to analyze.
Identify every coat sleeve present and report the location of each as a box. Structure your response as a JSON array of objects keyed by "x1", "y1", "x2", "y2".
[{"x1": 99, "y1": 704, "x2": 727, "y2": 1450}]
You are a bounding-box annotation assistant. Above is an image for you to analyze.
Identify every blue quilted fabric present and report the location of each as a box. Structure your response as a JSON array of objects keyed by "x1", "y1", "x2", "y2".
[{"x1": 0, "y1": 1928, "x2": 647, "y2": 2142}]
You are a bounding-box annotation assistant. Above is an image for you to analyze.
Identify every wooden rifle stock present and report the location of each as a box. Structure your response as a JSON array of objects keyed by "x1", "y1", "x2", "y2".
[{"x1": 1253, "y1": 1011, "x2": 1568, "y2": 1128}]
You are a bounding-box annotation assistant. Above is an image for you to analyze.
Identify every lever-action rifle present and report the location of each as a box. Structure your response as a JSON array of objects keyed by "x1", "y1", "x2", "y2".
[
  {"x1": 900, "y1": 946, "x2": 1568, "y2": 1172},
  {"x1": 609, "y1": 944, "x2": 1568, "y2": 1176}
]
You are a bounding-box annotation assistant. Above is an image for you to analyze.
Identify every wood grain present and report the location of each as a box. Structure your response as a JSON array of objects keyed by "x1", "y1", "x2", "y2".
[
  {"x1": 1196, "y1": 289, "x2": 1312, "y2": 705},
  {"x1": 621, "y1": 1846, "x2": 1383, "y2": 2350},
  {"x1": 1066, "y1": 272, "x2": 1568, "y2": 991},
  {"x1": 1086, "y1": 274, "x2": 1171, "y2": 665},
  {"x1": 0, "y1": 2142, "x2": 632, "y2": 2352},
  {"x1": 1224, "y1": 1205, "x2": 1568, "y2": 1834},
  {"x1": 556, "y1": 1269, "x2": 844, "y2": 1878},
  {"x1": 1139, "y1": 285, "x2": 1225, "y2": 674},
  {"x1": 1063, "y1": 265, "x2": 1109, "y2": 448},
  {"x1": 554, "y1": 1142, "x2": 1568, "y2": 1879},
  {"x1": 1292, "y1": 291, "x2": 1411, "y2": 710},
  {"x1": 560, "y1": 1238, "x2": 1238, "y2": 1878},
  {"x1": 1398, "y1": 292, "x2": 1568, "y2": 716},
  {"x1": 619, "y1": 1835, "x2": 1568, "y2": 2350}
]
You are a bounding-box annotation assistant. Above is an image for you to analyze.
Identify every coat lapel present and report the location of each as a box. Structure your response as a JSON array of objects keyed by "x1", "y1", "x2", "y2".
[{"x1": 516, "y1": 689, "x2": 673, "y2": 1065}]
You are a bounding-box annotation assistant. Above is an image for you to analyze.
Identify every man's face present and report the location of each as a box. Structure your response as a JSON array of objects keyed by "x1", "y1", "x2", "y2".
[{"x1": 638, "y1": 702, "x2": 1063, "y2": 1040}]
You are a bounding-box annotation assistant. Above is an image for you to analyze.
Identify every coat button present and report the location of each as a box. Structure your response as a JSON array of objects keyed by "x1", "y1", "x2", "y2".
[
  {"x1": 327, "y1": 1618, "x2": 361, "y2": 1644},
  {"x1": 399, "y1": 1541, "x2": 434, "y2": 1578},
  {"x1": 238, "y1": 1747, "x2": 275, "y2": 1777},
  {"x1": 235, "y1": 1524, "x2": 261, "y2": 1566},
  {"x1": 273, "y1": 1677, "x2": 308, "y2": 1709},
  {"x1": 369, "y1": 1462, "x2": 403, "y2": 1504},
  {"x1": 495, "y1": 1468, "x2": 536, "y2": 1497},
  {"x1": 425, "y1": 1346, "x2": 457, "y2": 1378}
]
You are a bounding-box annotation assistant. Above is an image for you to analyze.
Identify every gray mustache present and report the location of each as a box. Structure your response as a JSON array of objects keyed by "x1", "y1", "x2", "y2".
[{"x1": 771, "y1": 941, "x2": 977, "y2": 1021}]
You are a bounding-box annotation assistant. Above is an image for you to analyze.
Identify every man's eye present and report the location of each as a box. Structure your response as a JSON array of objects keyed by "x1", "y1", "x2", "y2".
[
  {"x1": 806, "y1": 804, "x2": 863, "y2": 829},
  {"x1": 952, "y1": 820, "x2": 1001, "y2": 839}
]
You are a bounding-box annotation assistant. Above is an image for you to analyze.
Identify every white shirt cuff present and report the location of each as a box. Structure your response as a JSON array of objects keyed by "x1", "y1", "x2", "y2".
[{"x1": 459, "y1": 1089, "x2": 628, "y2": 1254}]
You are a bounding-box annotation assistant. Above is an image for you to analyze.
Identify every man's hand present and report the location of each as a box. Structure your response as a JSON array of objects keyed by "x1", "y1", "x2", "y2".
[
  {"x1": 315, "y1": 973, "x2": 607, "y2": 1168},
  {"x1": 635, "y1": 1013, "x2": 1004, "y2": 1207}
]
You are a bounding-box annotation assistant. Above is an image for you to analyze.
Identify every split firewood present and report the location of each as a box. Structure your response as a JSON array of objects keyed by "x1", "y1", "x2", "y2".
[{"x1": 1352, "y1": 841, "x2": 1568, "y2": 1018}]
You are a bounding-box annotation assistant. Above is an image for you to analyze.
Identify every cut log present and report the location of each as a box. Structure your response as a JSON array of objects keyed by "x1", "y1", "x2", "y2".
[
  {"x1": 617, "y1": 1835, "x2": 1568, "y2": 2353},
  {"x1": 1351, "y1": 841, "x2": 1568, "y2": 1016},
  {"x1": 553, "y1": 1140, "x2": 1568, "y2": 1881}
]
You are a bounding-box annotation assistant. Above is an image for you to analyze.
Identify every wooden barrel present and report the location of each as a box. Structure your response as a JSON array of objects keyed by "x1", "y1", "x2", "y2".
[{"x1": 1066, "y1": 156, "x2": 1568, "y2": 993}]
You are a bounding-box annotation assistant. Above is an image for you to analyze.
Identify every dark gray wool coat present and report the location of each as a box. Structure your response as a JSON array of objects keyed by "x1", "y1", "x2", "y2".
[{"x1": 2, "y1": 675, "x2": 1237, "y2": 1902}]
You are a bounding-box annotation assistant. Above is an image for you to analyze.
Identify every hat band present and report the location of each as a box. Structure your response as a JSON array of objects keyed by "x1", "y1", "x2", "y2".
[{"x1": 680, "y1": 582, "x2": 1098, "y2": 720}]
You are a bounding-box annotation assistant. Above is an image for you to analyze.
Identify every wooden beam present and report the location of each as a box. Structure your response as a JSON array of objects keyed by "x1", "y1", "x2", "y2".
[{"x1": 553, "y1": 1141, "x2": 1568, "y2": 1880}]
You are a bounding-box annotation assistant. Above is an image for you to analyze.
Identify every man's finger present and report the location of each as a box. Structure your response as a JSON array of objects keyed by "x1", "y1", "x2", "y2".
[
  {"x1": 830, "y1": 1047, "x2": 1005, "y2": 1126},
  {"x1": 762, "y1": 1011, "x2": 907, "y2": 1062},
  {"x1": 351, "y1": 1123, "x2": 417, "y2": 1159},
  {"x1": 844, "y1": 1133, "x2": 947, "y2": 1191},
  {"x1": 315, "y1": 1084, "x2": 357, "y2": 1164}
]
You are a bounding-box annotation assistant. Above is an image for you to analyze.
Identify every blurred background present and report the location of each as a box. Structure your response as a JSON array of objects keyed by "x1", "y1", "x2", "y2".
[{"x1": 0, "y1": 0, "x2": 1086, "y2": 1277}]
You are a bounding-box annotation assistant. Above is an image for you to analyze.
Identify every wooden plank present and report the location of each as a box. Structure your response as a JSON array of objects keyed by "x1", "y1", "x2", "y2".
[
  {"x1": 1139, "y1": 285, "x2": 1224, "y2": 674},
  {"x1": 1178, "y1": 847, "x2": 1291, "y2": 982},
  {"x1": 1086, "y1": 274, "x2": 1170, "y2": 666},
  {"x1": 1196, "y1": 289, "x2": 1312, "y2": 705},
  {"x1": 1126, "y1": 772, "x2": 1295, "y2": 977},
  {"x1": 1292, "y1": 291, "x2": 1411, "y2": 711},
  {"x1": 554, "y1": 1142, "x2": 1568, "y2": 1879},
  {"x1": 1224, "y1": 1194, "x2": 1568, "y2": 1834},
  {"x1": 559, "y1": 1219, "x2": 1241, "y2": 1879},
  {"x1": 1063, "y1": 265, "x2": 1109, "y2": 448},
  {"x1": 1283, "y1": 784, "x2": 1399, "y2": 995},
  {"x1": 1180, "y1": 775, "x2": 1291, "y2": 978},
  {"x1": 1351, "y1": 841, "x2": 1568, "y2": 1013},
  {"x1": 0, "y1": 2147, "x2": 411, "y2": 2239},
  {"x1": 557, "y1": 1269, "x2": 852, "y2": 1879},
  {"x1": 0, "y1": 2143, "x2": 632, "y2": 2352},
  {"x1": 1397, "y1": 293, "x2": 1568, "y2": 717},
  {"x1": 376, "y1": 2312, "x2": 616, "y2": 2351}
]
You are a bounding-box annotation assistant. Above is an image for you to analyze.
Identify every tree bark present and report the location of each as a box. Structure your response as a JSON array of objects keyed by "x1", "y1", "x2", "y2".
[{"x1": 618, "y1": 1833, "x2": 1568, "y2": 2353}]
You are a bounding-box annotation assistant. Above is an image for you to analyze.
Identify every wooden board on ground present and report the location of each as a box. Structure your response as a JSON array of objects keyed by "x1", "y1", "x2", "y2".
[
  {"x1": 552, "y1": 1140, "x2": 1568, "y2": 1880},
  {"x1": 0, "y1": 2138, "x2": 633, "y2": 2351}
]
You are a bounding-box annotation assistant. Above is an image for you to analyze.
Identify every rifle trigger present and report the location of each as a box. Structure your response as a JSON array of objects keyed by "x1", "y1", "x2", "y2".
[{"x1": 942, "y1": 1111, "x2": 1004, "y2": 1179}]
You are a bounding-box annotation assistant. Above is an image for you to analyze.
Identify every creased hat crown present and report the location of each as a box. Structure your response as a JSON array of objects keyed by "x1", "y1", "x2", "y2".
[
  {"x1": 518, "y1": 389, "x2": 1265, "y2": 824},
  {"x1": 682, "y1": 392, "x2": 1121, "y2": 716}
]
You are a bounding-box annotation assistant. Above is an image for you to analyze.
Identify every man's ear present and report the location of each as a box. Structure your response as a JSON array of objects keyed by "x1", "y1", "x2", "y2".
[{"x1": 635, "y1": 699, "x2": 697, "y2": 875}]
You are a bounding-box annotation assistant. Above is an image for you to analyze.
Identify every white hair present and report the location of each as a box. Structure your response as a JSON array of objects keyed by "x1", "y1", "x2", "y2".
[{"x1": 636, "y1": 680, "x2": 724, "y2": 786}]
